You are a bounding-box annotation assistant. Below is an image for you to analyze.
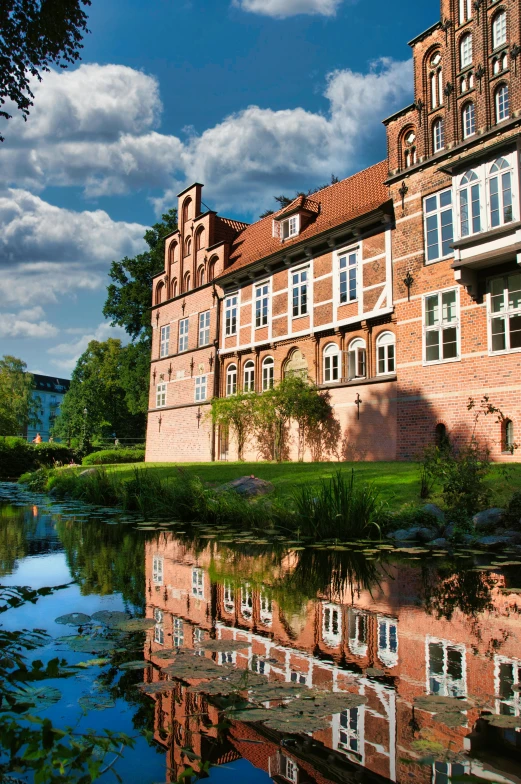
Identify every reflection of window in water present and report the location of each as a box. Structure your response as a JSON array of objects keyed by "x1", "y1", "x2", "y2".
[
  {"x1": 427, "y1": 638, "x2": 466, "y2": 697},
  {"x1": 221, "y1": 651, "x2": 235, "y2": 665},
  {"x1": 348, "y1": 610, "x2": 368, "y2": 657},
  {"x1": 495, "y1": 656, "x2": 521, "y2": 716},
  {"x1": 281, "y1": 755, "x2": 298, "y2": 784},
  {"x1": 338, "y1": 708, "x2": 362, "y2": 761},
  {"x1": 290, "y1": 671, "x2": 307, "y2": 685},
  {"x1": 260, "y1": 590, "x2": 272, "y2": 626},
  {"x1": 223, "y1": 582, "x2": 234, "y2": 613},
  {"x1": 172, "y1": 616, "x2": 184, "y2": 647},
  {"x1": 192, "y1": 568, "x2": 204, "y2": 598},
  {"x1": 433, "y1": 762, "x2": 467, "y2": 783},
  {"x1": 154, "y1": 608, "x2": 164, "y2": 645},
  {"x1": 377, "y1": 616, "x2": 398, "y2": 667},
  {"x1": 323, "y1": 603, "x2": 342, "y2": 648},
  {"x1": 251, "y1": 655, "x2": 266, "y2": 674},
  {"x1": 153, "y1": 555, "x2": 163, "y2": 585},
  {"x1": 241, "y1": 585, "x2": 253, "y2": 620}
]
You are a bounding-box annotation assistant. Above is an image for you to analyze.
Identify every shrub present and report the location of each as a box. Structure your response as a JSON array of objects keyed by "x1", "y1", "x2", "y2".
[
  {"x1": 82, "y1": 448, "x2": 145, "y2": 466},
  {"x1": 502, "y1": 491, "x2": 521, "y2": 531},
  {"x1": 0, "y1": 438, "x2": 74, "y2": 478},
  {"x1": 293, "y1": 470, "x2": 383, "y2": 540},
  {"x1": 379, "y1": 507, "x2": 441, "y2": 533}
]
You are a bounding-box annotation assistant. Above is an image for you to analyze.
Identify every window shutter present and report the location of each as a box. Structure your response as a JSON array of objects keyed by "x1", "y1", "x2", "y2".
[
  {"x1": 358, "y1": 349, "x2": 366, "y2": 378},
  {"x1": 272, "y1": 220, "x2": 280, "y2": 238},
  {"x1": 348, "y1": 351, "x2": 355, "y2": 380}
]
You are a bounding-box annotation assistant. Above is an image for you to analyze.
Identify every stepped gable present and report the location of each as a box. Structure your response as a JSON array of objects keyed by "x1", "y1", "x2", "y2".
[{"x1": 219, "y1": 160, "x2": 390, "y2": 277}]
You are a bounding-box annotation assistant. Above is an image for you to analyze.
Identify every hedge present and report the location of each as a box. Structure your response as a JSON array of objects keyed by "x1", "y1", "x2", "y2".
[
  {"x1": 82, "y1": 448, "x2": 146, "y2": 466},
  {"x1": 0, "y1": 438, "x2": 75, "y2": 479}
]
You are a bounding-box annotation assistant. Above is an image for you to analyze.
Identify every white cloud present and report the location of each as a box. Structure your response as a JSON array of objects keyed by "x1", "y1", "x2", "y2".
[
  {"x1": 48, "y1": 323, "x2": 129, "y2": 372},
  {"x1": 0, "y1": 189, "x2": 147, "y2": 307},
  {"x1": 233, "y1": 0, "x2": 343, "y2": 17},
  {"x1": 0, "y1": 309, "x2": 58, "y2": 339}
]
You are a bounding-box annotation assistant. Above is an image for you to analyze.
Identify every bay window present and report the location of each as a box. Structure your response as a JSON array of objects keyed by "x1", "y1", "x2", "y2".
[
  {"x1": 489, "y1": 273, "x2": 521, "y2": 353},
  {"x1": 459, "y1": 170, "x2": 481, "y2": 236},
  {"x1": 424, "y1": 188, "x2": 453, "y2": 262},
  {"x1": 489, "y1": 157, "x2": 513, "y2": 227},
  {"x1": 424, "y1": 289, "x2": 459, "y2": 364}
]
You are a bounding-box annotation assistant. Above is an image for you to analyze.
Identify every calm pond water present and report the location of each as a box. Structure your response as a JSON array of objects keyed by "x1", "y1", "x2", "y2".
[{"x1": 1, "y1": 482, "x2": 521, "y2": 784}]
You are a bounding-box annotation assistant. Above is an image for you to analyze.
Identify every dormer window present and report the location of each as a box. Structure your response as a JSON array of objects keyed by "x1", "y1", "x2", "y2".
[{"x1": 282, "y1": 215, "x2": 299, "y2": 240}]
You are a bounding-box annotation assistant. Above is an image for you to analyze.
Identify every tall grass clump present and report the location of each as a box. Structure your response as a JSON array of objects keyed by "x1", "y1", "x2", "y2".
[{"x1": 293, "y1": 470, "x2": 384, "y2": 540}]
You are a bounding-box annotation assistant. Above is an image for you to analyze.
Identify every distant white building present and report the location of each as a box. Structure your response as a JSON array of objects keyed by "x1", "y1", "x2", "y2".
[{"x1": 27, "y1": 375, "x2": 70, "y2": 442}]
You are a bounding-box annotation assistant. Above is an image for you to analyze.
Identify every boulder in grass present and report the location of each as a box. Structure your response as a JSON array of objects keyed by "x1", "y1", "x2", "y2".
[
  {"x1": 422, "y1": 504, "x2": 445, "y2": 523},
  {"x1": 472, "y1": 508, "x2": 504, "y2": 531},
  {"x1": 79, "y1": 468, "x2": 97, "y2": 478},
  {"x1": 218, "y1": 476, "x2": 274, "y2": 499},
  {"x1": 416, "y1": 527, "x2": 439, "y2": 543}
]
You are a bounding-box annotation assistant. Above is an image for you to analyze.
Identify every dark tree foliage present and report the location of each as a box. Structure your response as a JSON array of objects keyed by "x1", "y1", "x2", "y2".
[
  {"x1": 0, "y1": 0, "x2": 91, "y2": 140},
  {"x1": 103, "y1": 208, "x2": 178, "y2": 344}
]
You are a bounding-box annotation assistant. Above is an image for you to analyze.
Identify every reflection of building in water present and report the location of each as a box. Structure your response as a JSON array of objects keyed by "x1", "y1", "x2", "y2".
[{"x1": 144, "y1": 537, "x2": 521, "y2": 783}]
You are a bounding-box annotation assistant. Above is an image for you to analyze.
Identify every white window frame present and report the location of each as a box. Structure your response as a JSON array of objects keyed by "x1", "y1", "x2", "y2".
[
  {"x1": 348, "y1": 609, "x2": 368, "y2": 657},
  {"x1": 377, "y1": 615, "x2": 399, "y2": 668},
  {"x1": 338, "y1": 708, "x2": 363, "y2": 761},
  {"x1": 280, "y1": 755, "x2": 299, "y2": 784},
  {"x1": 338, "y1": 248, "x2": 358, "y2": 305},
  {"x1": 262, "y1": 356, "x2": 274, "y2": 391},
  {"x1": 347, "y1": 338, "x2": 366, "y2": 381},
  {"x1": 460, "y1": 33, "x2": 473, "y2": 69},
  {"x1": 424, "y1": 187, "x2": 454, "y2": 263},
  {"x1": 156, "y1": 382, "x2": 167, "y2": 408},
  {"x1": 195, "y1": 375, "x2": 207, "y2": 402},
  {"x1": 453, "y1": 153, "x2": 518, "y2": 240},
  {"x1": 241, "y1": 584, "x2": 253, "y2": 620},
  {"x1": 462, "y1": 102, "x2": 476, "y2": 139},
  {"x1": 153, "y1": 555, "x2": 164, "y2": 585},
  {"x1": 488, "y1": 156, "x2": 514, "y2": 228},
  {"x1": 433, "y1": 117, "x2": 445, "y2": 153},
  {"x1": 426, "y1": 637, "x2": 467, "y2": 697},
  {"x1": 323, "y1": 602, "x2": 342, "y2": 648},
  {"x1": 173, "y1": 616, "x2": 184, "y2": 648},
  {"x1": 323, "y1": 343, "x2": 341, "y2": 383},
  {"x1": 224, "y1": 293, "x2": 238, "y2": 337},
  {"x1": 243, "y1": 360, "x2": 255, "y2": 392},
  {"x1": 223, "y1": 581, "x2": 235, "y2": 614},
  {"x1": 160, "y1": 325, "x2": 170, "y2": 358},
  {"x1": 255, "y1": 281, "x2": 270, "y2": 328},
  {"x1": 291, "y1": 266, "x2": 308, "y2": 319},
  {"x1": 494, "y1": 655, "x2": 521, "y2": 717},
  {"x1": 198, "y1": 311, "x2": 210, "y2": 347},
  {"x1": 458, "y1": 169, "x2": 482, "y2": 237},
  {"x1": 281, "y1": 214, "x2": 300, "y2": 241},
  {"x1": 459, "y1": 0, "x2": 472, "y2": 24},
  {"x1": 178, "y1": 317, "x2": 189, "y2": 353},
  {"x1": 423, "y1": 288, "x2": 460, "y2": 366},
  {"x1": 260, "y1": 590, "x2": 272, "y2": 627},
  {"x1": 376, "y1": 332, "x2": 396, "y2": 376},
  {"x1": 154, "y1": 608, "x2": 164, "y2": 646},
  {"x1": 226, "y1": 364, "x2": 237, "y2": 396},
  {"x1": 488, "y1": 272, "x2": 521, "y2": 355},
  {"x1": 192, "y1": 567, "x2": 204, "y2": 599},
  {"x1": 492, "y1": 10, "x2": 507, "y2": 50},
  {"x1": 496, "y1": 84, "x2": 510, "y2": 123}
]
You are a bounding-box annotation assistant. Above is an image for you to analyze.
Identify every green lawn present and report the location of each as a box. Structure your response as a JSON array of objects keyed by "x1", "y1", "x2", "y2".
[{"x1": 101, "y1": 461, "x2": 521, "y2": 510}]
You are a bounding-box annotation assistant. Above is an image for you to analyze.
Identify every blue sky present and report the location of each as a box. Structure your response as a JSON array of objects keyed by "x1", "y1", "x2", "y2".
[{"x1": 0, "y1": 0, "x2": 437, "y2": 376}]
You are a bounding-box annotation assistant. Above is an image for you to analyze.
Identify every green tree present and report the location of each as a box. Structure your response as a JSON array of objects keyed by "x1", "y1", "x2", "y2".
[
  {"x1": 210, "y1": 393, "x2": 257, "y2": 461},
  {"x1": 0, "y1": 355, "x2": 40, "y2": 435},
  {"x1": 53, "y1": 338, "x2": 145, "y2": 447},
  {"x1": 103, "y1": 208, "x2": 178, "y2": 343},
  {"x1": 0, "y1": 0, "x2": 91, "y2": 141}
]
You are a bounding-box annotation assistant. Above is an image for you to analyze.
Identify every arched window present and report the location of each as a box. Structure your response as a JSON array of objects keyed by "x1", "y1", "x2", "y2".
[
  {"x1": 435, "y1": 423, "x2": 450, "y2": 449},
  {"x1": 226, "y1": 364, "x2": 237, "y2": 396},
  {"x1": 459, "y1": 169, "x2": 481, "y2": 236},
  {"x1": 262, "y1": 357, "x2": 274, "y2": 391},
  {"x1": 208, "y1": 256, "x2": 217, "y2": 282},
  {"x1": 171, "y1": 278, "x2": 178, "y2": 298},
  {"x1": 462, "y1": 102, "x2": 476, "y2": 139},
  {"x1": 347, "y1": 338, "x2": 366, "y2": 380},
  {"x1": 459, "y1": 0, "x2": 471, "y2": 24},
  {"x1": 489, "y1": 157, "x2": 513, "y2": 227},
  {"x1": 496, "y1": 84, "x2": 510, "y2": 123},
  {"x1": 195, "y1": 226, "x2": 206, "y2": 251},
  {"x1": 168, "y1": 241, "x2": 178, "y2": 267},
  {"x1": 503, "y1": 419, "x2": 514, "y2": 453},
  {"x1": 184, "y1": 272, "x2": 191, "y2": 292},
  {"x1": 492, "y1": 10, "x2": 507, "y2": 50},
  {"x1": 429, "y1": 52, "x2": 443, "y2": 109},
  {"x1": 323, "y1": 343, "x2": 341, "y2": 383},
  {"x1": 376, "y1": 332, "x2": 396, "y2": 375},
  {"x1": 460, "y1": 34, "x2": 473, "y2": 68},
  {"x1": 182, "y1": 197, "x2": 192, "y2": 224},
  {"x1": 402, "y1": 129, "x2": 417, "y2": 169},
  {"x1": 433, "y1": 118, "x2": 445, "y2": 153},
  {"x1": 198, "y1": 266, "x2": 205, "y2": 287},
  {"x1": 244, "y1": 360, "x2": 255, "y2": 392},
  {"x1": 156, "y1": 281, "x2": 164, "y2": 305},
  {"x1": 185, "y1": 236, "x2": 192, "y2": 256}
]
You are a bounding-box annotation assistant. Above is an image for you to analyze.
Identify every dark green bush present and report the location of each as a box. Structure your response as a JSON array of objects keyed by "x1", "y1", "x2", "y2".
[
  {"x1": 378, "y1": 507, "x2": 441, "y2": 533},
  {"x1": 0, "y1": 438, "x2": 74, "y2": 478},
  {"x1": 502, "y1": 491, "x2": 521, "y2": 531},
  {"x1": 82, "y1": 448, "x2": 145, "y2": 466}
]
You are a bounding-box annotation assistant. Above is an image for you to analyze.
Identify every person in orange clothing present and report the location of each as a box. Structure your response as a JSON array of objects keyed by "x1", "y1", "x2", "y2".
[{"x1": 32, "y1": 433, "x2": 42, "y2": 444}]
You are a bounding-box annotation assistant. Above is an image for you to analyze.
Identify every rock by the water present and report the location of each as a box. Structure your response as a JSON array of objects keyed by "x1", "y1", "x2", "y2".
[
  {"x1": 416, "y1": 527, "x2": 439, "y2": 543},
  {"x1": 388, "y1": 528, "x2": 419, "y2": 542},
  {"x1": 460, "y1": 533, "x2": 477, "y2": 545},
  {"x1": 422, "y1": 504, "x2": 445, "y2": 523},
  {"x1": 79, "y1": 468, "x2": 98, "y2": 478},
  {"x1": 473, "y1": 508, "x2": 504, "y2": 531},
  {"x1": 477, "y1": 535, "x2": 514, "y2": 549},
  {"x1": 429, "y1": 538, "x2": 449, "y2": 548},
  {"x1": 443, "y1": 524, "x2": 456, "y2": 539},
  {"x1": 219, "y1": 476, "x2": 274, "y2": 498}
]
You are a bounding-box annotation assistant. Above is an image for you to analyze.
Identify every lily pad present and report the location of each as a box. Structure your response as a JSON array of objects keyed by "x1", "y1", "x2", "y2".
[
  {"x1": 264, "y1": 713, "x2": 331, "y2": 733},
  {"x1": 365, "y1": 667, "x2": 385, "y2": 677},
  {"x1": 137, "y1": 680, "x2": 175, "y2": 695},
  {"x1": 161, "y1": 656, "x2": 231, "y2": 680},
  {"x1": 119, "y1": 660, "x2": 151, "y2": 671},
  {"x1": 77, "y1": 658, "x2": 111, "y2": 668},
  {"x1": 78, "y1": 695, "x2": 116, "y2": 711},
  {"x1": 60, "y1": 636, "x2": 119, "y2": 654},
  {"x1": 114, "y1": 618, "x2": 156, "y2": 632},
  {"x1": 55, "y1": 612, "x2": 92, "y2": 626},
  {"x1": 432, "y1": 711, "x2": 467, "y2": 728},
  {"x1": 188, "y1": 680, "x2": 240, "y2": 696},
  {"x1": 196, "y1": 640, "x2": 252, "y2": 653},
  {"x1": 297, "y1": 693, "x2": 368, "y2": 716},
  {"x1": 12, "y1": 685, "x2": 62, "y2": 712},
  {"x1": 225, "y1": 708, "x2": 271, "y2": 722},
  {"x1": 484, "y1": 714, "x2": 521, "y2": 729},
  {"x1": 415, "y1": 695, "x2": 470, "y2": 713},
  {"x1": 91, "y1": 610, "x2": 130, "y2": 627}
]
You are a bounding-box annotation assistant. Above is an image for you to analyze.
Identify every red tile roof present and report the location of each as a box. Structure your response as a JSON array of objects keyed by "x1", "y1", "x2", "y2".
[
  {"x1": 275, "y1": 194, "x2": 320, "y2": 219},
  {"x1": 218, "y1": 160, "x2": 389, "y2": 278}
]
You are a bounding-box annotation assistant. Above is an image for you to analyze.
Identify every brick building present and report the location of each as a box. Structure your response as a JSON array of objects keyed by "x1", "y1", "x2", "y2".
[
  {"x1": 143, "y1": 536, "x2": 521, "y2": 783},
  {"x1": 146, "y1": 0, "x2": 521, "y2": 463}
]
